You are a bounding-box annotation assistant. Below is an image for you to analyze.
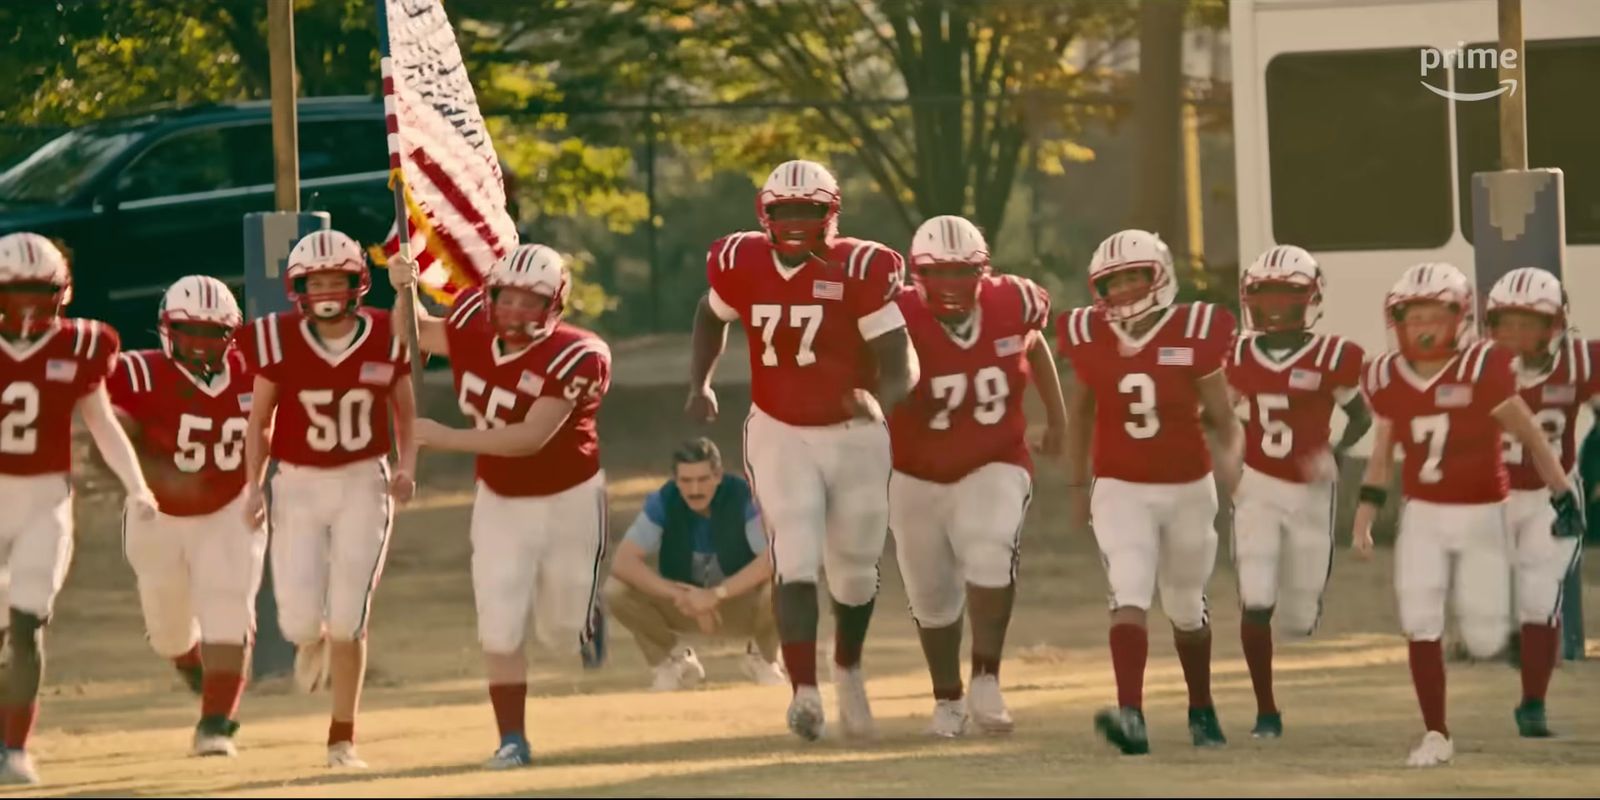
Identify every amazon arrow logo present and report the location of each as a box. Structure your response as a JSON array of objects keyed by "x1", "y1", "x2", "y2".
[{"x1": 1420, "y1": 44, "x2": 1520, "y2": 102}]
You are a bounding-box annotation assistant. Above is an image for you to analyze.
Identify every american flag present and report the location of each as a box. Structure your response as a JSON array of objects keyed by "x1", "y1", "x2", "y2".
[
  {"x1": 1157, "y1": 346, "x2": 1194, "y2": 366},
  {"x1": 361, "y1": 362, "x2": 397, "y2": 386},
  {"x1": 377, "y1": 0, "x2": 518, "y2": 304},
  {"x1": 45, "y1": 358, "x2": 77, "y2": 383}
]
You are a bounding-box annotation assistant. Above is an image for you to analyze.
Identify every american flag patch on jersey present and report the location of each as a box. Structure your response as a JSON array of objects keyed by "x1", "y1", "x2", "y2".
[
  {"x1": 1157, "y1": 347, "x2": 1193, "y2": 366},
  {"x1": 812, "y1": 280, "x2": 844, "y2": 301},
  {"x1": 238, "y1": 393, "x2": 253, "y2": 413},
  {"x1": 360, "y1": 362, "x2": 396, "y2": 386},
  {"x1": 994, "y1": 334, "x2": 1024, "y2": 357},
  {"x1": 517, "y1": 369, "x2": 546, "y2": 396},
  {"x1": 45, "y1": 359, "x2": 77, "y2": 383},
  {"x1": 1289, "y1": 368, "x2": 1322, "y2": 391},
  {"x1": 1543, "y1": 384, "x2": 1577, "y2": 405},
  {"x1": 1435, "y1": 384, "x2": 1472, "y2": 408}
]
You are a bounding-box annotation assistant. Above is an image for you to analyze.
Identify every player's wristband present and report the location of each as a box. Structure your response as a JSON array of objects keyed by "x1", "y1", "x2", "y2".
[{"x1": 1358, "y1": 485, "x2": 1388, "y2": 508}]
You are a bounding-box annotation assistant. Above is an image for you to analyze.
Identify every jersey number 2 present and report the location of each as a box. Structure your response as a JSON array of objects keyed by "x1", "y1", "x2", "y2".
[
  {"x1": 0, "y1": 382, "x2": 40, "y2": 455},
  {"x1": 751, "y1": 304, "x2": 822, "y2": 367}
]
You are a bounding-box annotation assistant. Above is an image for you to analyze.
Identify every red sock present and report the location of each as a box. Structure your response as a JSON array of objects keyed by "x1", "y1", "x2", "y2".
[
  {"x1": 781, "y1": 641, "x2": 818, "y2": 690},
  {"x1": 1174, "y1": 627, "x2": 1214, "y2": 710},
  {"x1": 173, "y1": 643, "x2": 202, "y2": 672},
  {"x1": 328, "y1": 719, "x2": 355, "y2": 746},
  {"x1": 1519, "y1": 623, "x2": 1559, "y2": 704},
  {"x1": 200, "y1": 671, "x2": 245, "y2": 720},
  {"x1": 1108, "y1": 623, "x2": 1148, "y2": 711},
  {"x1": 3, "y1": 702, "x2": 37, "y2": 750},
  {"x1": 1408, "y1": 639, "x2": 1448, "y2": 736},
  {"x1": 1241, "y1": 619, "x2": 1277, "y2": 715},
  {"x1": 488, "y1": 683, "x2": 527, "y2": 740}
]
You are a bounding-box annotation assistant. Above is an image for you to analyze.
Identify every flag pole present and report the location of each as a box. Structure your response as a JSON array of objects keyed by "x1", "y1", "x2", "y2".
[{"x1": 377, "y1": 0, "x2": 427, "y2": 384}]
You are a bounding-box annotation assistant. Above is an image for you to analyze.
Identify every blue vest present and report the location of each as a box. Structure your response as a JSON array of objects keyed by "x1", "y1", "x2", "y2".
[{"x1": 658, "y1": 475, "x2": 755, "y2": 585}]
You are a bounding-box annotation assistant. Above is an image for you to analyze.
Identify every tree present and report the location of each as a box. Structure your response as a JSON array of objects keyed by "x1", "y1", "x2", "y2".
[{"x1": 483, "y1": 0, "x2": 1137, "y2": 242}]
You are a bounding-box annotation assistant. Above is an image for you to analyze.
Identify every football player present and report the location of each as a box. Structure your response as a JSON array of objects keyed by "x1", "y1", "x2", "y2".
[
  {"x1": 0, "y1": 232, "x2": 156, "y2": 785},
  {"x1": 1481, "y1": 267, "x2": 1598, "y2": 738},
  {"x1": 1057, "y1": 229, "x2": 1241, "y2": 755},
  {"x1": 1353, "y1": 262, "x2": 1583, "y2": 767},
  {"x1": 687, "y1": 160, "x2": 918, "y2": 742},
  {"x1": 388, "y1": 244, "x2": 610, "y2": 769},
  {"x1": 1225, "y1": 245, "x2": 1370, "y2": 739},
  {"x1": 237, "y1": 229, "x2": 418, "y2": 769},
  {"x1": 887, "y1": 215, "x2": 1063, "y2": 737},
  {"x1": 109, "y1": 275, "x2": 263, "y2": 758}
]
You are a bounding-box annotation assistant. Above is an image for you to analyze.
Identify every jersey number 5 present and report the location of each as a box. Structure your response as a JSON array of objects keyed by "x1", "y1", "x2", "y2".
[{"x1": 751, "y1": 304, "x2": 822, "y2": 367}]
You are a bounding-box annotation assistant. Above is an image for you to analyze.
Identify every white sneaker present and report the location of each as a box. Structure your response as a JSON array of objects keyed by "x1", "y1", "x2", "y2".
[
  {"x1": 192, "y1": 731, "x2": 238, "y2": 758},
  {"x1": 741, "y1": 646, "x2": 787, "y2": 687},
  {"x1": 786, "y1": 685, "x2": 826, "y2": 742},
  {"x1": 929, "y1": 698, "x2": 968, "y2": 738},
  {"x1": 295, "y1": 637, "x2": 330, "y2": 694},
  {"x1": 676, "y1": 647, "x2": 706, "y2": 688},
  {"x1": 326, "y1": 741, "x2": 368, "y2": 769},
  {"x1": 1406, "y1": 731, "x2": 1454, "y2": 767},
  {"x1": 967, "y1": 674, "x2": 1015, "y2": 734},
  {"x1": 833, "y1": 664, "x2": 877, "y2": 740},
  {"x1": 650, "y1": 658, "x2": 683, "y2": 692},
  {"x1": 0, "y1": 750, "x2": 39, "y2": 785}
]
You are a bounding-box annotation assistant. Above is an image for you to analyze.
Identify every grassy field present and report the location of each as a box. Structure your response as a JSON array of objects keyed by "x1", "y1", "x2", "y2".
[{"x1": 18, "y1": 379, "x2": 1600, "y2": 797}]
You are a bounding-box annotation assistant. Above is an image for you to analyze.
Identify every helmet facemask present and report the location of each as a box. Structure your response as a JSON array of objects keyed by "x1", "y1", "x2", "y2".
[
  {"x1": 1389, "y1": 299, "x2": 1468, "y2": 363},
  {"x1": 1093, "y1": 265, "x2": 1164, "y2": 323},
  {"x1": 489, "y1": 284, "x2": 561, "y2": 347},
  {"x1": 758, "y1": 198, "x2": 834, "y2": 258},
  {"x1": 294, "y1": 271, "x2": 363, "y2": 320},
  {"x1": 913, "y1": 261, "x2": 985, "y2": 324},
  {"x1": 163, "y1": 319, "x2": 235, "y2": 378},
  {"x1": 0, "y1": 281, "x2": 66, "y2": 339},
  {"x1": 1486, "y1": 307, "x2": 1560, "y2": 367},
  {"x1": 1243, "y1": 280, "x2": 1318, "y2": 334}
]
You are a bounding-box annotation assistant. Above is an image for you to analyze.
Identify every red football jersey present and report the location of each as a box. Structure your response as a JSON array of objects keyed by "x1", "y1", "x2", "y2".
[
  {"x1": 109, "y1": 349, "x2": 253, "y2": 516},
  {"x1": 1502, "y1": 337, "x2": 1600, "y2": 491},
  {"x1": 707, "y1": 231, "x2": 906, "y2": 427},
  {"x1": 1056, "y1": 302, "x2": 1235, "y2": 484},
  {"x1": 1362, "y1": 341, "x2": 1516, "y2": 504},
  {"x1": 237, "y1": 309, "x2": 411, "y2": 468},
  {"x1": 0, "y1": 318, "x2": 119, "y2": 476},
  {"x1": 890, "y1": 275, "x2": 1051, "y2": 483},
  {"x1": 1226, "y1": 333, "x2": 1365, "y2": 484},
  {"x1": 442, "y1": 290, "x2": 609, "y2": 497}
]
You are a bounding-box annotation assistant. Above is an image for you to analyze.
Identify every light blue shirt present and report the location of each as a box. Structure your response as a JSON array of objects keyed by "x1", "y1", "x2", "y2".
[{"x1": 623, "y1": 488, "x2": 767, "y2": 560}]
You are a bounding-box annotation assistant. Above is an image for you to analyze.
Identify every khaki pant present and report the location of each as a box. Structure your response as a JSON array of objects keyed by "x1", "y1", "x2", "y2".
[{"x1": 604, "y1": 577, "x2": 780, "y2": 667}]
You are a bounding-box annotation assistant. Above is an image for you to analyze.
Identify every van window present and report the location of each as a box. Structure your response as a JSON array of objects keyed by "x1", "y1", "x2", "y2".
[
  {"x1": 1455, "y1": 37, "x2": 1600, "y2": 244},
  {"x1": 299, "y1": 118, "x2": 388, "y2": 181},
  {"x1": 1264, "y1": 48, "x2": 1453, "y2": 250},
  {"x1": 116, "y1": 125, "x2": 272, "y2": 201}
]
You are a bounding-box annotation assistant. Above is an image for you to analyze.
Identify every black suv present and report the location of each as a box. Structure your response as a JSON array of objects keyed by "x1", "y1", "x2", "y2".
[{"x1": 0, "y1": 96, "x2": 397, "y2": 347}]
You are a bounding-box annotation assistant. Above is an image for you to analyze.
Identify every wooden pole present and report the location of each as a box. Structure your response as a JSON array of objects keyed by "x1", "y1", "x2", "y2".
[
  {"x1": 1498, "y1": 0, "x2": 1527, "y2": 171},
  {"x1": 268, "y1": 0, "x2": 300, "y2": 212},
  {"x1": 1181, "y1": 102, "x2": 1206, "y2": 290}
]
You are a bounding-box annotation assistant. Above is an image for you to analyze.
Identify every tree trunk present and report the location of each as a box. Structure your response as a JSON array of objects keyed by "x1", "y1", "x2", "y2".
[{"x1": 1131, "y1": 0, "x2": 1184, "y2": 243}]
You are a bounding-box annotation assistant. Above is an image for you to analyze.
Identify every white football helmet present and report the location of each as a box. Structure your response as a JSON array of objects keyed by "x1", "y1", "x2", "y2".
[
  {"x1": 160, "y1": 275, "x2": 242, "y2": 373},
  {"x1": 1241, "y1": 245, "x2": 1325, "y2": 332},
  {"x1": 1485, "y1": 267, "x2": 1568, "y2": 359},
  {"x1": 909, "y1": 215, "x2": 990, "y2": 318},
  {"x1": 286, "y1": 229, "x2": 370, "y2": 319},
  {"x1": 755, "y1": 160, "x2": 840, "y2": 256},
  {"x1": 1088, "y1": 229, "x2": 1176, "y2": 323},
  {"x1": 1385, "y1": 262, "x2": 1476, "y2": 361},
  {"x1": 0, "y1": 232, "x2": 72, "y2": 337},
  {"x1": 484, "y1": 243, "x2": 570, "y2": 342}
]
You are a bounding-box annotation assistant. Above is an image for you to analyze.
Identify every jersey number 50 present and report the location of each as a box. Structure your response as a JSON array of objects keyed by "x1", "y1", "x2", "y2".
[{"x1": 299, "y1": 389, "x2": 375, "y2": 452}]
